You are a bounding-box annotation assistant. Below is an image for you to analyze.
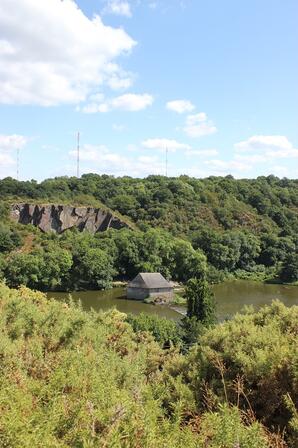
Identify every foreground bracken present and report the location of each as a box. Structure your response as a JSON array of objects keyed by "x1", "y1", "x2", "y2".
[{"x1": 0, "y1": 283, "x2": 297, "y2": 447}]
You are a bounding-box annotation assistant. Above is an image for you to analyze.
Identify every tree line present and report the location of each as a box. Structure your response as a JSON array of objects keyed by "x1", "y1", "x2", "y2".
[{"x1": 0, "y1": 173, "x2": 297, "y2": 286}]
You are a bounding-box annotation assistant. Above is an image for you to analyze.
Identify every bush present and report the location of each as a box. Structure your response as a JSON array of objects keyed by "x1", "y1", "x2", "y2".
[
  {"x1": 186, "y1": 300, "x2": 298, "y2": 442},
  {"x1": 0, "y1": 283, "x2": 291, "y2": 447},
  {"x1": 127, "y1": 313, "x2": 182, "y2": 347}
]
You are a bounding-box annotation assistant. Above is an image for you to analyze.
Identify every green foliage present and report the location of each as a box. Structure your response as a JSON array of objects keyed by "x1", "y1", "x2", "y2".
[
  {"x1": 0, "y1": 283, "x2": 288, "y2": 447},
  {"x1": 186, "y1": 300, "x2": 298, "y2": 443},
  {"x1": 185, "y1": 278, "x2": 216, "y2": 325},
  {"x1": 72, "y1": 247, "x2": 116, "y2": 289},
  {"x1": 5, "y1": 252, "x2": 43, "y2": 288},
  {"x1": 279, "y1": 252, "x2": 298, "y2": 283},
  {"x1": 180, "y1": 278, "x2": 216, "y2": 348},
  {"x1": 1, "y1": 173, "x2": 298, "y2": 289},
  {"x1": 197, "y1": 405, "x2": 269, "y2": 448},
  {"x1": 38, "y1": 247, "x2": 73, "y2": 289},
  {"x1": 1, "y1": 226, "x2": 207, "y2": 291},
  {"x1": 0, "y1": 222, "x2": 22, "y2": 252},
  {"x1": 4, "y1": 248, "x2": 72, "y2": 290},
  {"x1": 127, "y1": 313, "x2": 183, "y2": 347}
]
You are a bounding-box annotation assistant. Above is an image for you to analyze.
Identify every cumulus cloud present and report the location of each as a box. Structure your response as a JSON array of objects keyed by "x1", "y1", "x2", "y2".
[
  {"x1": 166, "y1": 99, "x2": 195, "y2": 114},
  {"x1": 69, "y1": 144, "x2": 163, "y2": 177},
  {"x1": 0, "y1": 0, "x2": 135, "y2": 106},
  {"x1": 110, "y1": 93, "x2": 153, "y2": 111},
  {"x1": 0, "y1": 134, "x2": 27, "y2": 151},
  {"x1": 204, "y1": 159, "x2": 249, "y2": 172},
  {"x1": 235, "y1": 135, "x2": 298, "y2": 159},
  {"x1": 82, "y1": 93, "x2": 153, "y2": 113},
  {"x1": 0, "y1": 153, "x2": 15, "y2": 165},
  {"x1": 103, "y1": 0, "x2": 132, "y2": 17},
  {"x1": 107, "y1": 75, "x2": 133, "y2": 90},
  {"x1": 197, "y1": 135, "x2": 298, "y2": 179},
  {"x1": 204, "y1": 159, "x2": 250, "y2": 174},
  {"x1": 185, "y1": 149, "x2": 219, "y2": 157},
  {"x1": 183, "y1": 113, "x2": 217, "y2": 138},
  {"x1": 142, "y1": 138, "x2": 191, "y2": 152},
  {"x1": 0, "y1": 134, "x2": 28, "y2": 178}
]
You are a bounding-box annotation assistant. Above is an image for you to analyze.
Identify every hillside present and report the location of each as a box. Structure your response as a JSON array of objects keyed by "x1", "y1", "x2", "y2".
[
  {"x1": 0, "y1": 174, "x2": 297, "y2": 289},
  {"x1": 1, "y1": 174, "x2": 298, "y2": 234}
]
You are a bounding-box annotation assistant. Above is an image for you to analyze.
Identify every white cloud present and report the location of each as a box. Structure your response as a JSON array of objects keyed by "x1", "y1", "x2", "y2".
[
  {"x1": 0, "y1": 153, "x2": 15, "y2": 166},
  {"x1": 186, "y1": 149, "x2": 219, "y2": 157},
  {"x1": 0, "y1": 134, "x2": 28, "y2": 178},
  {"x1": 82, "y1": 93, "x2": 153, "y2": 113},
  {"x1": 204, "y1": 159, "x2": 251, "y2": 174},
  {"x1": 69, "y1": 144, "x2": 163, "y2": 177},
  {"x1": 234, "y1": 154, "x2": 268, "y2": 164},
  {"x1": 0, "y1": 0, "x2": 135, "y2": 106},
  {"x1": 110, "y1": 93, "x2": 153, "y2": 111},
  {"x1": 183, "y1": 113, "x2": 217, "y2": 138},
  {"x1": 235, "y1": 135, "x2": 298, "y2": 159},
  {"x1": 195, "y1": 135, "x2": 298, "y2": 179},
  {"x1": 142, "y1": 138, "x2": 191, "y2": 152},
  {"x1": 107, "y1": 75, "x2": 133, "y2": 90},
  {"x1": 103, "y1": 1, "x2": 132, "y2": 17},
  {"x1": 81, "y1": 103, "x2": 109, "y2": 114},
  {"x1": 104, "y1": 63, "x2": 134, "y2": 90},
  {"x1": 269, "y1": 166, "x2": 290, "y2": 177},
  {"x1": 166, "y1": 99, "x2": 195, "y2": 114},
  {"x1": 236, "y1": 135, "x2": 293, "y2": 152},
  {"x1": 0, "y1": 134, "x2": 27, "y2": 151}
]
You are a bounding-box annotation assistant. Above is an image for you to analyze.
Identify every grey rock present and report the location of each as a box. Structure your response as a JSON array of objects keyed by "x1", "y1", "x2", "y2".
[{"x1": 10, "y1": 203, "x2": 129, "y2": 234}]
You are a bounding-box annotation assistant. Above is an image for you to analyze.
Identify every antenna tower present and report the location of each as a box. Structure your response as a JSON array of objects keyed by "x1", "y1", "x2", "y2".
[{"x1": 76, "y1": 131, "x2": 80, "y2": 178}]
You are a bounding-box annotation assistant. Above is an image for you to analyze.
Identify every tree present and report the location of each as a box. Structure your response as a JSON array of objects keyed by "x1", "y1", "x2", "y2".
[
  {"x1": 72, "y1": 248, "x2": 115, "y2": 290},
  {"x1": 171, "y1": 240, "x2": 207, "y2": 282},
  {"x1": 185, "y1": 278, "x2": 216, "y2": 325},
  {"x1": 279, "y1": 252, "x2": 298, "y2": 283},
  {"x1": 0, "y1": 223, "x2": 22, "y2": 253},
  {"x1": 5, "y1": 253, "x2": 43, "y2": 288},
  {"x1": 38, "y1": 248, "x2": 73, "y2": 290},
  {"x1": 181, "y1": 278, "x2": 216, "y2": 348}
]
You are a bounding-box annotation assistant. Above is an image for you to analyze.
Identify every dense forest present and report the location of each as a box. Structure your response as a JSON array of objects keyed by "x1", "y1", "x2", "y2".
[
  {"x1": 0, "y1": 283, "x2": 296, "y2": 447},
  {"x1": 0, "y1": 174, "x2": 298, "y2": 290}
]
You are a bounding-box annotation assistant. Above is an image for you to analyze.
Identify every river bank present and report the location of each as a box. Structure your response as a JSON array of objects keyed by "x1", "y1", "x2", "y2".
[{"x1": 48, "y1": 279, "x2": 298, "y2": 322}]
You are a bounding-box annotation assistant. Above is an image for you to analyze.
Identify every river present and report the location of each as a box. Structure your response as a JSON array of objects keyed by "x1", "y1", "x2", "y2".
[{"x1": 48, "y1": 280, "x2": 298, "y2": 321}]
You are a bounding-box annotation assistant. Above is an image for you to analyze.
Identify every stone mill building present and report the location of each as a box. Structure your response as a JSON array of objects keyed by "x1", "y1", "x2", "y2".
[{"x1": 127, "y1": 273, "x2": 173, "y2": 301}]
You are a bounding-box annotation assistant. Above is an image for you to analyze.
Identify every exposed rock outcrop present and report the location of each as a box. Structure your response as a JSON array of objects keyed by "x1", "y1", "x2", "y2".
[{"x1": 10, "y1": 204, "x2": 130, "y2": 234}]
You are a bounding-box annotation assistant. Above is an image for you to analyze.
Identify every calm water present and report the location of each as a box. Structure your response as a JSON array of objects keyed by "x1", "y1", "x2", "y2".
[{"x1": 49, "y1": 280, "x2": 298, "y2": 321}]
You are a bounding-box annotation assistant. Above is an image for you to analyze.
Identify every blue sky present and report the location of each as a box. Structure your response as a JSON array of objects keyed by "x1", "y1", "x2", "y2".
[{"x1": 0, "y1": 0, "x2": 297, "y2": 181}]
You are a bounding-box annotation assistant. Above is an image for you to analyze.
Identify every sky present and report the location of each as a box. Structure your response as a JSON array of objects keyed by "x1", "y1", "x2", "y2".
[{"x1": 0, "y1": 0, "x2": 297, "y2": 181}]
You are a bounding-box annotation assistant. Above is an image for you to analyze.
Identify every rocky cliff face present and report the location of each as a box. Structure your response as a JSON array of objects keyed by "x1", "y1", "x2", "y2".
[{"x1": 10, "y1": 204, "x2": 129, "y2": 234}]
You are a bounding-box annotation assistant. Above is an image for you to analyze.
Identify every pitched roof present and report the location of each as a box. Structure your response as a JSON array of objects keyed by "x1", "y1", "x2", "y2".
[{"x1": 129, "y1": 273, "x2": 172, "y2": 289}]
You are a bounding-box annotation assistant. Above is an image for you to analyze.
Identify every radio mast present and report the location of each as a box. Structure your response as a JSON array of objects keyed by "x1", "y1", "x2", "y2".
[{"x1": 76, "y1": 131, "x2": 80, "y2": 178}]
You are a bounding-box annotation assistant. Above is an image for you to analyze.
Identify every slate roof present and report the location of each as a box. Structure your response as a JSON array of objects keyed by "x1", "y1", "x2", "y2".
[{"x1": 128, "y1": 273, "x2": 172, "y2": 289}]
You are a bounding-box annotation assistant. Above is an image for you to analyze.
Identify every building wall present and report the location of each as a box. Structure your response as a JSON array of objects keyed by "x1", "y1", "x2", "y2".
[{"x1": 127, "y1": 287, "x2": 173, "y2": 301}]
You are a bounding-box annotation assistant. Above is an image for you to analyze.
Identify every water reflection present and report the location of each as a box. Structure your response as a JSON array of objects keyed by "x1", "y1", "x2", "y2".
[{"x1": 49, "y1": 280, "x2": 298, "y2": 321}]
